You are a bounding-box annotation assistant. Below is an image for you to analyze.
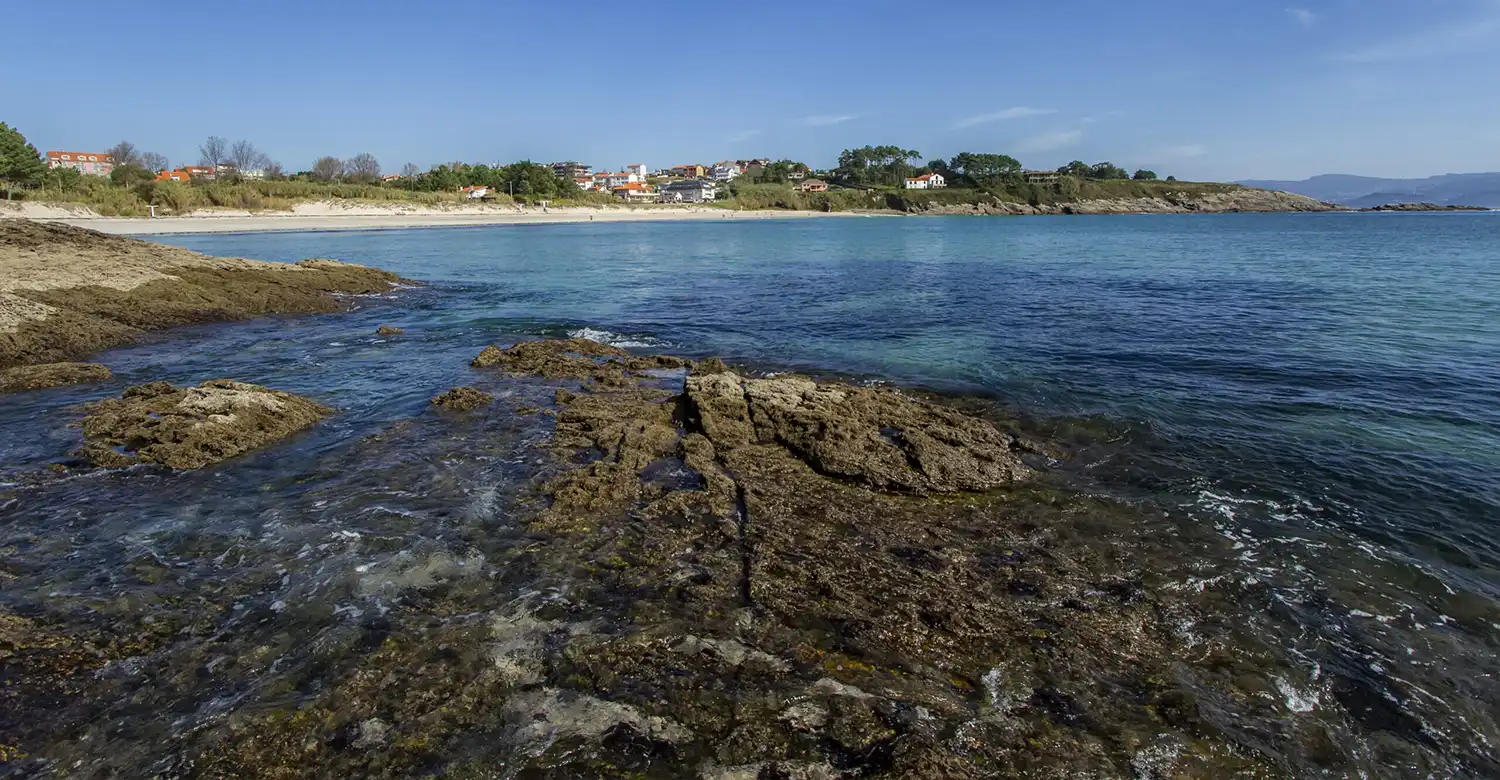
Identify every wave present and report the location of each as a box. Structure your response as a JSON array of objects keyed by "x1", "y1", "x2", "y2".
[{"x1": 565, "y1": 327, "x2": 668, "y2": 349}]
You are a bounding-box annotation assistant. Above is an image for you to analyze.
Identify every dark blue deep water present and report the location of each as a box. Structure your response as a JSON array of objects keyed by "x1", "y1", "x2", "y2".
[{"x1": 3, "y1": 212, "x2": 1499, "y2": 775}]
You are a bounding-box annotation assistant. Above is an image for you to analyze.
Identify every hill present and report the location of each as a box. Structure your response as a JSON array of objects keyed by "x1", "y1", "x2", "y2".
[{"x1": 1237, "y1": 173, "x2": 1500, "y2": 208}]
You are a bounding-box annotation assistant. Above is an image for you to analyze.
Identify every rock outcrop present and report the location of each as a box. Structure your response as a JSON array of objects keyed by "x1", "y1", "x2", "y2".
[
  {"x1": 77, "y1": 379, "x2": 331, "y2": 469},
  {"x1": 0, "y1": 220, "x2": 400, "y2": 369},
  {"x1": 1359, "y1": 202, "x2": 1491, "y2": 212},
  {"x1": 686, "y1": 371, "x2": 1030, "y2": 492},
  {"x1": 376, "y1": 324, "x2": 405, "y2": 335},
  {"x1": 0, "y1": 361, "x2": 112, "y2": 393},
  {"x1": 899, "y1": 186, "x2": 1336, "y2": 216},
  {"x1": 430, "y1": 385, "x2": 493, "y2": 412}
]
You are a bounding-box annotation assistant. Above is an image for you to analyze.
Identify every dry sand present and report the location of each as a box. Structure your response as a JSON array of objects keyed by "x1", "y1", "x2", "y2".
[{"x1": 0, "y1": 200, "x2": 858, "y2": 236}]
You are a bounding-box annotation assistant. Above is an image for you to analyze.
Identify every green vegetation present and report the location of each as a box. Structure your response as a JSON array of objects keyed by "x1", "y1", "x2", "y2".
[
  {"x1": 20, "y1": 175, "x2": 480, "y2": 217},
  {"x1": 833, "y1": 145, "x2": 925, "y2": 187},
  {"x1": 388, "y1": 160, "x2": 581, "y2": 202},
  {"x1": 721, "y1": 182, "x2": 881, "y2": 212},
  {"x1": 5, "y1": 121, "x2": 1225, "y2": 216},
  {"x1": 722, "y1": 177, "x2": 1245, "y2": 214},
  {"x1": 746, "y1": 159, "x2": 811, "y2": 184},
  {"x1": 0, "y1": 123, "x2": 46, "y2": 200}
]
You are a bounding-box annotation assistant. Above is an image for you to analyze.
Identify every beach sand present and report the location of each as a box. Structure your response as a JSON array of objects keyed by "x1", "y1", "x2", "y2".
[{"x1": 0, "y1": 200, "x2": 858, "y2": 235}]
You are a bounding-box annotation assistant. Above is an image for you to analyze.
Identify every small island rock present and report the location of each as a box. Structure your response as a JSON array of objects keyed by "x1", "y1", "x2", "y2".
[
  {"x1": 77, "y1": 379, "x2": 331, "y2": 469},
  {"x1": 431, "y1": 386, "x2": 494, "y2": 412}
]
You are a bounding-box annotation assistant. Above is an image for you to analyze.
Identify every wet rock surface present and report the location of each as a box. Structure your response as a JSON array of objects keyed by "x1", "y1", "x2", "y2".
[
  {"x1": 0, "y1": 220, "x2": 400, "y2": 369},
  {"x1": 376, "y1": 324, "x2": 405, "y2": 335},
  {"x1": 0, "y1": 361, "x2": 112, "y2": 393},
  {"x1": 76, "y1": 378, "x2": 331, "y2": 469},
  {"x1": 3, "y1": 337, "x2": 1488, "y2": 778},
  {"x1": 430, "y1": 385, "x2": 493, "y2": 412}
]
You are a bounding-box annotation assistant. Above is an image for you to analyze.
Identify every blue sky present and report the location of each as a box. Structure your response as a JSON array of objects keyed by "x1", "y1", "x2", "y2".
[{"x1": 6, "y1": 0, "x2": 1499, "y2": 180}]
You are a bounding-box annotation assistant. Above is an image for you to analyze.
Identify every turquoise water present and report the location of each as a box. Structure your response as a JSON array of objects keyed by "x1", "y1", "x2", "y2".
[
  {"x1": 3, "y1": 212, "x2": 1499, "y2": 774},
  {"x1": 158, "y1": 214, "x2": 1500, "y2": 585}
]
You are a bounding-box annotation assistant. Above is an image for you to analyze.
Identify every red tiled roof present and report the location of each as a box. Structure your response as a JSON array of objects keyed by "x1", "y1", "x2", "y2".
[
  {"x1": 614, "y1": 182, "x2": 653, "y2": 191},
  {"x1": 47, "y1": 151, "x2": 114, "y2": 163}
]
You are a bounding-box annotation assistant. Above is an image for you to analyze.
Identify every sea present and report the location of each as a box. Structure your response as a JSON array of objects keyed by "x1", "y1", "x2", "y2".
[{"x1": 2, "y1": 212, "x2": 1498, "y2": 776}]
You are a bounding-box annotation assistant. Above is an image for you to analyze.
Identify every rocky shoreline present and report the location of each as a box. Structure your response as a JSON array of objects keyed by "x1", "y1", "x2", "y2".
[
  {"x1": 1, "y1": 223, "x2": 1480, "y2": 777},
  {"x1": 1356, "y1": 202, "x2": 1492, "y2": 212},
  {"x1": 892, "y1": 187, "x2": 1336, "y2": 216},
  {"x1": 0, "y1": 335, "x2": 1366, "y2": 777},
  {"x1": 0, "y1": 220, "x2": 399, "y2": 383}
]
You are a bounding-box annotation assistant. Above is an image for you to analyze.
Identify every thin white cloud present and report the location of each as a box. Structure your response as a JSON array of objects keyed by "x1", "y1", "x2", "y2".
[
  {"x1": 1016, "y1": 129, "x2": 1083, "y2": 153},
  {"x1": 1080, "y1": 116, "x2": 1098, "y2": 125},
  {"x1": 1287, "y1": 7, "x2": 1318, "y2": 27},
  {"x1": 1334, "y1": 6, "x2": 1500, "y2": 62},
  {"x1": 798, "y1": 114, "x2": 862, "y2": 127},
  {"x1": 727, "y1": 129, "x2": 762, "y2": 143},
  {"x1": 952, "y1": 106, "x2": 1056, "y2": 129}
]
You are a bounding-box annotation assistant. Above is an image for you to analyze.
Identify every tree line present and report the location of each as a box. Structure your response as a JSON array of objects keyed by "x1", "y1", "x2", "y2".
[{"x1": 829, "y1": 145, "x2": 1173, "y2": 188}]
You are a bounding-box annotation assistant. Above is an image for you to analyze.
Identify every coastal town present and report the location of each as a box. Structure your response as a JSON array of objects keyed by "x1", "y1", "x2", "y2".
[
  {"x1": 25, "y1": 130, "x2": 1175, "y2": 211},
  {"x1": 40, "y1": 149, "x2": 849, "y2": 204}
]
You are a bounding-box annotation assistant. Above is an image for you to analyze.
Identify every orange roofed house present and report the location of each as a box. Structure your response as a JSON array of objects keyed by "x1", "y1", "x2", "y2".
[
  {"x1": 46, "y1": 151, "x2": 115, "y2": 176},
  {"x1": 154, "y1": 169, "x2": 191, "y2": 183},
  {"x1": 613, "y1": 181, "x2": 656, "y2": 202},
  {"x1": 904, "y1": 172, "x2": 947, "y2": 190}
]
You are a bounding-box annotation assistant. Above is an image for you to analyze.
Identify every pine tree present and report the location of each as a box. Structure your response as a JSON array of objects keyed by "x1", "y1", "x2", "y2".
[{"x1": 0, "y1": 122, "x2": 47, "y2": 200}]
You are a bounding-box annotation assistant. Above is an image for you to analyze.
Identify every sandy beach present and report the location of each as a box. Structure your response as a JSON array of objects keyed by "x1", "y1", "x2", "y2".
[{"x1": 0, "y1": 201, "x2": 858, "y2": 235}]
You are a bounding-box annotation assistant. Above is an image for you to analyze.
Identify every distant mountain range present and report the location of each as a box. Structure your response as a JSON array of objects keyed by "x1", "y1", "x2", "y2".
[{"x1": 1235, "y1": 173, "x2": 1500, "y2": 208}]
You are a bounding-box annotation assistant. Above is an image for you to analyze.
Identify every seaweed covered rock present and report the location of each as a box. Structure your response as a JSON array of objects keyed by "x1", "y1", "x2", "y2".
[
  {"x1": 1, "y1": 220, "x2": 401, "y2": 369},
  {"x1": 0, "y1": 361, "x2": 112, "y2": 393},
  {"x1": 431, "y1": 386, "x2": 493, "y2": 412},
  {"x1": 687, "y1": 371, "x2": 1030, "y2": 492},
  {"x1": 77, "y1": 379, "x2": 331, "y2": 469},
  {"x1": 471, "y1": 338, "x2": 629, "y2": 377},
  {"x1": 376, "y1": 324, "x2": 405, "y2": 335}
]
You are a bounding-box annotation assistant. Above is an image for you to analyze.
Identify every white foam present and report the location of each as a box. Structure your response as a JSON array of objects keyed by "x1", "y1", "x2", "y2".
[
  {"x1": 566, "y1": 327, "x2": 664, "y2": 348},
  {"x1": 1274, "y1": 676, "x2": 1320, "y2": 713}
]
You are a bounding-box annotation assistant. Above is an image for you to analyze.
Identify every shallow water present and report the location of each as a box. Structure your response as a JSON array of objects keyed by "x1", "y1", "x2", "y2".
[{"x1": 3, "y1": 213, "x2": 1499, "y2": 776}]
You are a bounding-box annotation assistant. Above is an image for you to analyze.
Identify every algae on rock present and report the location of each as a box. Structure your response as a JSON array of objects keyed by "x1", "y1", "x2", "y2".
[
  {"x1": 0, "y1": 362, "x2": 112, "y2": 393},
  {"x1": 77, "y1": 379, "x2": 331, "y2": 469},
  {"x1": 431, "y1": 386, "x2": 493, "y2": 412}
]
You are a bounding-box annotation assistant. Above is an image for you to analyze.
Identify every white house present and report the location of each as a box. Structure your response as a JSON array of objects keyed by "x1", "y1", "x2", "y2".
[
  {"x1": 904, "y1": 173, "x2": 946, "y2": 190},
  {"x1": 659, "y1": 179, "x2": 717, "y2": 203},
  {"x1": 626, "y1": 163, "x2": 649, "y2": 179},
  {"x1": 461, "y1": 185, "x2": 490, "y2": 199},
  {"x1": 710, "y1": 161, "x2": 741, "y2": 181},
  {"x1": 594, "y1": 171, "x2": 639, "y2": 189}
]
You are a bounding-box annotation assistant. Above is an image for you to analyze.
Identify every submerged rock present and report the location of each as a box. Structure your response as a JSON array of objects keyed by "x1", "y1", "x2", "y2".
[
  {"x1": 430, "y1": 385, "x2": 493, "y2": 412},
  {"x1": 471, "y1": 337, "x2": 629, "y2": 377},
  {"x1": 0, "y1": 361, "x2": 112, "y2": 393},
  {"x1": 376, "y1": 324, "x2": 405, "y2": 335},
  {"x1": 77, "y1": 379, "x2": 331, "y2": 469}
]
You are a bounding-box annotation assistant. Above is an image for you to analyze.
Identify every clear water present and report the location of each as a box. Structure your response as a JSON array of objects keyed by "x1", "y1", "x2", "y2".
[{"x1": 3, "y1": 213, "x2": 1499, "y2": 775}]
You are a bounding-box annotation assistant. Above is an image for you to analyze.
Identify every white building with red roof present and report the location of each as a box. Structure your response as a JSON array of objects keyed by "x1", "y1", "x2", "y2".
[
  {"x1": 46, "y1": 151, "x2": 115, "y2": 176},
  {"x1": 904, "y1": 172, "x2": 946, "y2": 190}
]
